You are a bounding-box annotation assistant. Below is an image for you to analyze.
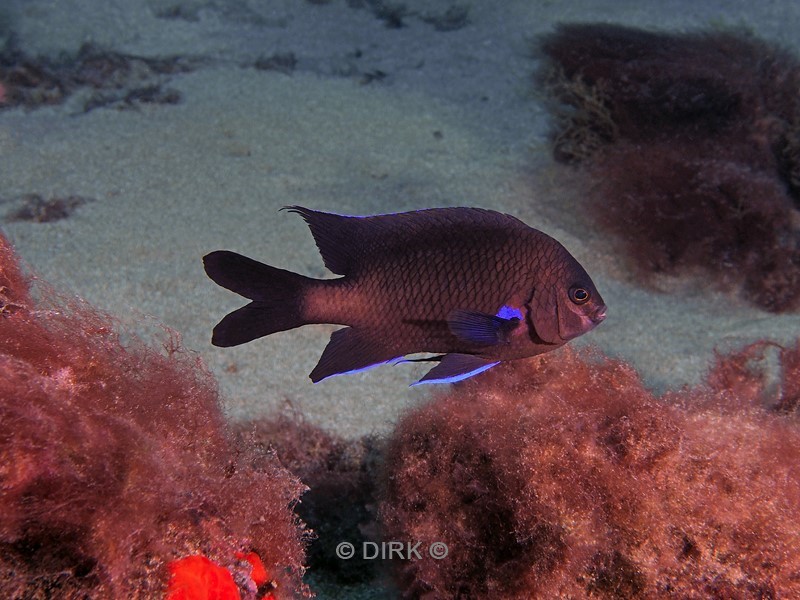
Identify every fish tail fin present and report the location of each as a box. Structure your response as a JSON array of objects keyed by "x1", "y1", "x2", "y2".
[{"x1": 203, "y1": 250, "x2": 311, "y2": 347}]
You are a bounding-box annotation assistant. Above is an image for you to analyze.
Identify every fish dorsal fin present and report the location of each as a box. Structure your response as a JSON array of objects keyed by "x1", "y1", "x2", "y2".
[
  {"x1": 412, "y1": 353, "x2": 499, "y2": 385},
  {"x1": 283, "y1": 206, "x2": 361, "y2": 275},
  {"x1": 447, "y1": 308, "x2": 521, "y2": 346},
  {"x1": 283, "y1": 206, "x2": 531, "y2": 276}
]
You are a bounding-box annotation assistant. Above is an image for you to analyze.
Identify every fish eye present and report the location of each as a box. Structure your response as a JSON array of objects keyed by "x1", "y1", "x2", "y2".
[{"x1": 569, "y1": 286, "x2": 590, "y2": 305}]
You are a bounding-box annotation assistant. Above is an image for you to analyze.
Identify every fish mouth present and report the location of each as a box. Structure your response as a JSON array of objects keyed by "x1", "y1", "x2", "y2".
[{"x1": 591, "y1": 306, "x2": 607, "y2": 324}]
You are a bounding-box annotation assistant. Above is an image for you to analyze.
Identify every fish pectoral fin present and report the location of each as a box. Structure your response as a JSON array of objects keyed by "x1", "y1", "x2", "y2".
[
  {"x1": 309, "y1": 327, "x2": 400, "y2": 383},
  {"x1": 447, "y1": 309, "x2": 521, "y2": 346},
  {"x1": 412, "y1": 354, "x2": 500, "y2": 386}
]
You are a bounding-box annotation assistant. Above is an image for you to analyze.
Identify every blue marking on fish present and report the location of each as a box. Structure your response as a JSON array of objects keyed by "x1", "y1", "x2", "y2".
[
  {"x1": 496, "y1": 305, "x2": 524, "y2": 320},
  {"x1": 410, "y1": 355, "x2": 501, "y2": 386},
  {"x1": 313, "y1": 355, "x2": 404, "y2": 382}
]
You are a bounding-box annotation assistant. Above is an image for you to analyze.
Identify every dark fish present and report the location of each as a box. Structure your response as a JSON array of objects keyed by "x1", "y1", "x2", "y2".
[{"x1": 203, "y1": 207, "x2": 606, "y2": 385}]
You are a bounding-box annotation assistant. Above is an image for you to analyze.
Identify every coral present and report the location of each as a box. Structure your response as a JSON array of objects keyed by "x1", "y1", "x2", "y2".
[
  {"x1": 0, "y1": 233, "x2": 309, "y2": 599},
  {"x1": 235, "y1": 415, "x2": 382, "y2": 586},
  {"x1": 380, "y1": 346, "x2": 800, "y2": 598},
  {"x1": 537, "y1": 24, "x2": 800, "y2": 311}
]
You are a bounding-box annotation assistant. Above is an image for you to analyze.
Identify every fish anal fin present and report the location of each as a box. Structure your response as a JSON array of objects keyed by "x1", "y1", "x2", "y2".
[
  {"x1": 412, "y1": 353, "x2": 499, "y2": 385},
  {"x1": 310, "y1": 327, "x2": 400, "y2": 383}
]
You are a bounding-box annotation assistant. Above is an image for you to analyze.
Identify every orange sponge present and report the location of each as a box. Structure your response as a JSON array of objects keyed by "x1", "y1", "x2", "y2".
[{"x1": 166, "y1": 556, "x2": 240, "y2": 600}]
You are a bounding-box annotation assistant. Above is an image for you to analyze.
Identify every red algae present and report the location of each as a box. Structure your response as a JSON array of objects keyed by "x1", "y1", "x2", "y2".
[
  {"x1": 589, "y1": 142, "x2": 800, "y2": 310},
  {"x1": 234, "y1": 415, "x2": 381, "y2": 586},
  {"x1": 538, "y1": 24, "x2": 800, "y2": 312},
  {"x1": 0, "y1": 233, "x2": 309, "y2": 599},
  {"x1": 777, "y1": 340, "x2": 800, "y2": 413},
  {"x1": 380, "y1": 346, "x2": 800, "y2": 598}
]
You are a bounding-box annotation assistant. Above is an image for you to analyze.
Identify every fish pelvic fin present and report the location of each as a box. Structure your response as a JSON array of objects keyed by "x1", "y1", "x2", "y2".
[
  {"x1": 412, "y1": 353, "x2": 500, "y2": 385},
  {"x1": 310, "y1": 327, "x2": 401, "y2": 383},
  {"x1": 203, "y1": 250, "x2": 312, "y2": 347}
]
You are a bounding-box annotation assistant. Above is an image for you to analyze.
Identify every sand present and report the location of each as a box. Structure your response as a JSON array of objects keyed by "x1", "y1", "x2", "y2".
[{"x1": 3, "y1": 0, "x2": 800, "y2": 440}]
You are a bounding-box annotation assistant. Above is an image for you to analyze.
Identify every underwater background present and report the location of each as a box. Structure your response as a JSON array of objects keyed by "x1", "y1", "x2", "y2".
[{"x1": 2, "y1": 1, "x2": 800, "y2": 598}]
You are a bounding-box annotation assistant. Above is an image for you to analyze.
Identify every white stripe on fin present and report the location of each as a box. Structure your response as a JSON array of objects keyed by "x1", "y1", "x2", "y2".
[{"x1": 411, "y1": 353, "x2": 500, "y2": 386}]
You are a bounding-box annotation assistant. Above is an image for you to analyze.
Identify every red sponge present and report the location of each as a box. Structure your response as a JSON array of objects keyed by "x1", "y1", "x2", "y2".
[{"x1": 166, "y1": 556, "x2": 240, "y2": 600}]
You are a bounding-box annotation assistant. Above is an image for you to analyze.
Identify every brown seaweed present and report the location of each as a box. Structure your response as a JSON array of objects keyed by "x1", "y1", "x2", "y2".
[
  {"x1": 538, "y1": 24, "x2": 800, "y2": 311},
  {"x1": 0, "y1": 233, "x2": 310, "y2": 598},
  {"x1": 380, "y1": 345, "x2": 800, "y2": 598}
]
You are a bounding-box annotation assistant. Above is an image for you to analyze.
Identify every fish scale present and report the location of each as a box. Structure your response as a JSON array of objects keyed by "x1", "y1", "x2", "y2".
[{"x1": 204, "y1": 206, "x2": 606, "y2": 385}]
